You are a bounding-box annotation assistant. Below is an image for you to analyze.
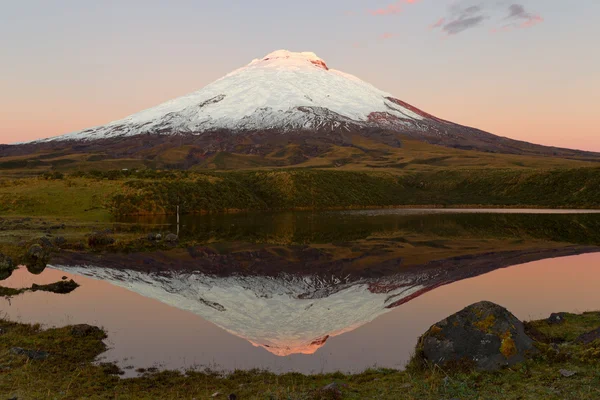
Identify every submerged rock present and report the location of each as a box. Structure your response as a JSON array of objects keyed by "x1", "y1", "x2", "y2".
[
  {"x1": 31, "y1": 279, "x2": 80, "y2": 294},
  {"x1": 417, "y1": 301, "x2": 537, "y2": 371}
]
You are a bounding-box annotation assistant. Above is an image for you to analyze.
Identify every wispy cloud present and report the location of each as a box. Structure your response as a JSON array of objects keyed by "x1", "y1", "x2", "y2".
[
  {"x1": 367, "y1": 0, "x2": 420, "y2": 16},
  {"x1": 504, "y1": 4, "x2": 544, "y2": 29},
  {"x1": 431, "y1": 1, "x2": 543, "y2": 36},
  {"x1": 379, "y1": 32, "x2": 397, "y2": 40}
]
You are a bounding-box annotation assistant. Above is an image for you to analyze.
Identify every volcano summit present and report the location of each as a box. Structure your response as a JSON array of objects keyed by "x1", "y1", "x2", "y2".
[{"x1": 3, "y1": 50, "x2": 598, "y2": 164}]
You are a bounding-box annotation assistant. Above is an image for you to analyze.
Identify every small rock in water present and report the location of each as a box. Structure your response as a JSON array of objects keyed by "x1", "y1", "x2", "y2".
[
  {"x1": 62, "y1": 276, "x2": 68, "y2": 280},
  {"x1": 559, "y1": 369, "x2": 577, "y2": 377}
]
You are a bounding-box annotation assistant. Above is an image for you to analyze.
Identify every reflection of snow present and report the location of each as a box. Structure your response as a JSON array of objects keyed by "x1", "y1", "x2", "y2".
[{"x1": 54, "y1": 265, "x2": 423, "y2": 356}]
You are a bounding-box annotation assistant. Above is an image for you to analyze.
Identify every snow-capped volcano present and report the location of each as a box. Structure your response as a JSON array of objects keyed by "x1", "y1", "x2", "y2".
[
  {"x1": 9, "y1": 49, "x2": 598, "y2": 160},
  {"x1": 39, "y1": 50, "x2": 430, "y2": 142}
]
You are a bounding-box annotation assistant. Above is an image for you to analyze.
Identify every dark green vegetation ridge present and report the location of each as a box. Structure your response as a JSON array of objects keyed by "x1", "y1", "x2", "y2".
[
  {"x1": 1, "y1": 310, "x2": 600, "y2": 399},
  {"x1": 1, "y1": 135, "x2": 600, "y2": 216},
  {"x1": 1, "y1": 168, "x2": 600, "y2": 220}
]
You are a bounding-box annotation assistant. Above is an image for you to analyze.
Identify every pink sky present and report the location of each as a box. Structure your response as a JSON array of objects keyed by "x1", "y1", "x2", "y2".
[{"x1": 1, "y1": 0, "x2": 599, "y2": 151}]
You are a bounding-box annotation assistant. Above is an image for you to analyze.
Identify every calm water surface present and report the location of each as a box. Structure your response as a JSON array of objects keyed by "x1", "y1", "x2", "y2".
[{"x1": 2, "y1": 209, "x2": 600, "y2": 375}]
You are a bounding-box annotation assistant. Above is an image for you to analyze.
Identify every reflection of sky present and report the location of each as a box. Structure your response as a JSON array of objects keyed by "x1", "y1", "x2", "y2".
[
  {"x1": 1, "y1": 1, "x2": 599, "y2": 150},
  {"x1": 2, "y1": 253, "x2": 600, "y2": 374}
]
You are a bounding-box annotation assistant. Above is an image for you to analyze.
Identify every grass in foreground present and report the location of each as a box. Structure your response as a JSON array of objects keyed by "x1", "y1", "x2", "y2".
[{"x1": 1, "y1": 312, "x2": 599, "y2": 399}]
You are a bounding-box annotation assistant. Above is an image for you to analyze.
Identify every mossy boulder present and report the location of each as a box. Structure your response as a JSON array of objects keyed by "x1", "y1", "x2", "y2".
[
  {"x1": 88, "y1": 232, "x2": 116, "y2": 248},
  {"x1": 0, "y1": 253, "x2": 15, "y2": 280},
  {"x1": 416, "y1": 301, "x2": 537, "y2": 371},
  {"x1": 25, "y1": 244, "x2": 50, "y2": 274}
]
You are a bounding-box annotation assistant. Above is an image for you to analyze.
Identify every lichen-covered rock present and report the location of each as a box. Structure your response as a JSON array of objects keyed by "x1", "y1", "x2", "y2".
[
  {"x1": 0, "y1": 253, "x2": 15, "y2": 281},
  {"x1": 25, "y1": 244, "x2": 50, "y2": 274},
  {"x1": 417, "y1": 301, "x2": 537, "y2": 371},
  {"x1": 0, "y1": 253, "x2": 14, "y2": 271},
  {"x1": 27, "y1": 244, "x2": 46, "y2": 260}
]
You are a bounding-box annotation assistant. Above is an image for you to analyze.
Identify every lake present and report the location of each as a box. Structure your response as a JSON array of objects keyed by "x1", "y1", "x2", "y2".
[{"x1": 2, "y1": 209, "x2": 600, "y2": 376}]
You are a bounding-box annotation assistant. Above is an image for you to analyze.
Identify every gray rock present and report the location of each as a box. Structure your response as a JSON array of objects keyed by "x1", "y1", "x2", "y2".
[
  {"x1": 165, "y1": 233, "x2": 179, "y2": 243},
  {"x1": 10, "y1": 347, "x2": 49, "y2": 360},
  {"x1": 548, "y1": 313, "x2": 567, "y2": 325},
  {"x1": 147, "y1": 233, "x2": 162, "y2": 241},
  {"x1": 417, "y1": 301, "x2": 537, "y2": 371},
  {"x1": 575, "y1": 327, "x2": 600, "y2": 345},
  {"x1": 559, "y1": 369, "x2": 577, "y2": 377},
  {"x1": 321, "y1": 382, "x2": 345, "y2": 396}
]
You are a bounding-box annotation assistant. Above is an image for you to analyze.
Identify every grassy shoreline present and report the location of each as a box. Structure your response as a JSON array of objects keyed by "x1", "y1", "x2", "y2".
[
  {"x1": 1, "y1": 168, "x2": 600, "y2": 220},
  {"x1": 1, "y1": 311, "x2": 599, "y2": 399}
]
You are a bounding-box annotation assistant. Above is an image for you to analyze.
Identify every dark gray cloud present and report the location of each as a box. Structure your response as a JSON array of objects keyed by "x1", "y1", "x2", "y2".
[
  {"x1": 507, "y1": 4, "x2": 527, "y2": 19},
  {"x1": 443, "y1": 16, "x2": 487, "y2": 35},
  {"x1": 432, "y1": 1, "x2": 543, "y2": 36},
  {"x1": 438, "y1": 2, "x2": 488, "y2": 35}
]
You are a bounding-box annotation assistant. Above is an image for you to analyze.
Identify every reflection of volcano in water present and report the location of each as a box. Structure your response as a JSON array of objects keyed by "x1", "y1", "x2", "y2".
[
  {"x1": 53, "y1": 246, "x2": 598, "y2": 356},
  {"x1": 55, "y1": 266, "x2": 423, "y2": 355}
]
